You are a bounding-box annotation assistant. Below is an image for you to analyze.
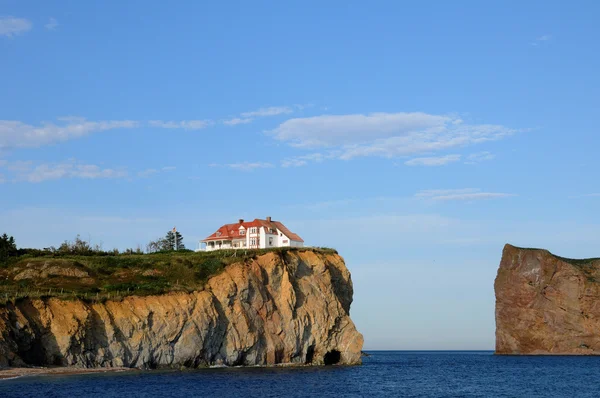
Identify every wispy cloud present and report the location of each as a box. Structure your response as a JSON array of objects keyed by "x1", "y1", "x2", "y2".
[
  {"x1": 223, "y1": 117, "x2": 253, "y2": 126},
  {"x1": 241, "y1": 106, "x2": 293, "y2": 118},
  {"x1": 281, "y1": 153, "x2": 326, "y2": 167},
  {"x1": 569, "y1": 193, "x2": 600, "y2": 199},
  {"x1": 415, "y1": 188, "x2": 516, "y2": 201},
  {"x1": 405, "y1": 154, "x2": 461, "y2": 166},
  {"x1": 270, "y1": 112, "x2": 517, "y2": 160},
  {"x1": 0, "y1": 159, "x2": 181, "y2": 183},
  {"x1": 0, "y1": 117, "x2": 226, "y2": 150},
  {"x1": 45, "y1": 17, "x2": 58, "y2": 30},
  {"x1": 213, "y1": 162, "x2": 274, "y2": 172},
  {"x1": 7, "y1": 159, "x2": 128, "y2": 183},
  {"x1": 137, "y1": 166, "x2": 176, "y2": 178},
  {"x1": 148, "y1": 120, "x2": 211, "y2": 130},
  {"x1": 465, "y1": 151, "x2": 495, "y2": 164},
  {"x1": 0, "y1": 16, "x2": 32, "y2": 37},
  {"x1": 0, "y1": 117, "x2": 139, "y2": 149},
  {"x1": 531, "y1": 35, "x2": 552, "y2": 46}
]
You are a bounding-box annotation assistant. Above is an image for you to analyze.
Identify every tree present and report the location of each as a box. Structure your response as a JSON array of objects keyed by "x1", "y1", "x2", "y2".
[
  {"x1": 146, "y1": 238, "x2": 168, "y2": 253},
  {"x1": 58, "y1": 234, "x2": 93, "y2": 255},
  {"x1": 0, "y1": 233, "x2": 17, "y2": 260},
  {"x1": 146, "y1": 229, "x2": 186, "y2": 253},
  {"x1": 165, "y1": 229, "x2": 185, "y2": 251}
]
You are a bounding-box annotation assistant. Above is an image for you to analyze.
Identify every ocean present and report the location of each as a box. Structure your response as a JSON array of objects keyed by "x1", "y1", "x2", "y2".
[{"x1": 2, "y1": 351, "x2": 600, "y2": 397}]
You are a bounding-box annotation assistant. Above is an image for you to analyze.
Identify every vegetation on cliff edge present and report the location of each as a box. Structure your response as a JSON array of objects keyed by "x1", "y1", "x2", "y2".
[
  {"x1": 508, "y1": 244, "x2": 600, "y2": 267},
  {"x1": 0, "y1": 243, "x2": 338, "y2": 305}
]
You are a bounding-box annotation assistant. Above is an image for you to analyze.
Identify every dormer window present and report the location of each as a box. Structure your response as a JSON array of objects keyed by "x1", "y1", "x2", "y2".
[
  {"x1": 216, "y1": 232, "x2": 221, "y2": 237},
  {"x1": 239, "y1": 230, "x2": 245, "y2": 235}
]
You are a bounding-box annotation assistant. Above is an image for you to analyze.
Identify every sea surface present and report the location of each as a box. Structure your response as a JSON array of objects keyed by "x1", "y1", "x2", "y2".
[{"x1": 2, "y1": 351, "x2": 600, "y2": 397}]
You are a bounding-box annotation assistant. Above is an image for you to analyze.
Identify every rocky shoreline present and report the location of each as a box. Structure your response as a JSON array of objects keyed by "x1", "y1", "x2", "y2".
[{"x1": 0, "y1": 367, "x2": 133, "y2": 380}]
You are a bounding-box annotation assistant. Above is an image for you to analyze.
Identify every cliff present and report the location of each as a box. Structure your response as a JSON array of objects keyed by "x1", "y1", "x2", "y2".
[
  {"x1": 0, "y1": 250, "x2": 363, "y2": 367},
  {"x1": 495, "y1": 244, "x2": 600, "y2": 355}
]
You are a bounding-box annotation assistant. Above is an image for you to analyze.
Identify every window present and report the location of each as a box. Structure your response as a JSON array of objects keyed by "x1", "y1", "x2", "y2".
[
  {"x1": 250, "y1": 238, "x2": 257, "y2": 246},
  {"x1": 269, "y1": 237, "x2": 273, "y2": 246},
  {"x1": 250, "y1": 227, "x2": 257, "y2": 234},
  {"x1": 239, "y1": 230, "x2": 245, "y2": 235}
]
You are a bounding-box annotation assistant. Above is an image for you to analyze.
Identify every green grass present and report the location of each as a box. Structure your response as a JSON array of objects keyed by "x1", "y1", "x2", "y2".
[{"x1": 0, "y1": 247, "x2": 337, "y2": 305}]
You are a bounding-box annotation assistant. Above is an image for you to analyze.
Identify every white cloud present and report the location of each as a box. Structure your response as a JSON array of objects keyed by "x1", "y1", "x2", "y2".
[
  {"x1": 137, "y1": 169, "x2": 159, "y2": 178},
  {"x1": 45, "y1": 17, "x2": 58, "y2": 30},
  {"x1": 270, "y1": 112, "x2": 517, "y2": 160},
  {"x1": 0, "y1": 16, "x2": 32, "y2": 37},
  {"x1": 465, "y1": 151, "x2": 495, "y2": 164},
  {"x1": 137, "y1": 166, "x2": 176, "y2": 178},
  {"x1": 148, "y1": 120, "x2": 211, "y2": 130},
  {"x1": 241, "y1": 106, "x2": 293, "y2": 118},
  {"x1": 227, "y1": 162, "x2": 274, "y2": 171},
  {"x1": 13, "y1": 159, "x2": 128, "y2": 183},
  {"x1": 531, "y1": 35, "x2": 552, "y2": 46},
  {"x1": 281, "y1": 153, "x2": 325, "y2": 167},
  {"x1": 415, "y1": 188, "x2": 516, "y2": 201},
  {"x1": 0, "y1": 118, "x2": 139, "y2": 149},
  {"x1": 0, "y1": 158, "x2": 176, "y2": 182},
  {"x1": 223, "y1": 117, "x2": 253, "y2": 126},
  {"x1": 569, "y1": 193, "x2": 600, "y2": 199},
  {"x1": 405, "y1": 154, "x2": 461, "y2": 166}
]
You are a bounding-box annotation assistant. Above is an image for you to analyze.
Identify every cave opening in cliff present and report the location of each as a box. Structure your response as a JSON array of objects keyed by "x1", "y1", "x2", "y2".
[
  {"x1": 305, "y1": 346, "x2": 315, "y2": 364},
  {"x1": 323, "y1": 350, "x2": 341, "y2": 365}
]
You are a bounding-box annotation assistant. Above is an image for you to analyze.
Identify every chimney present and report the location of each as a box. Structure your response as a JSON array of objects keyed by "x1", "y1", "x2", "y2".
[
  {"x1": 266, "y1": 216, "x2": 272, "y2": 222},
  {"x1": 239, "y1": 219, "x2": 244, "y2": 224}
]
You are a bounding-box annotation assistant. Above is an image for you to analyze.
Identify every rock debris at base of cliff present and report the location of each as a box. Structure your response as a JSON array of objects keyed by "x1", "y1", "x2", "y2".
[
  {"x1": 495, "y1": 244, "x2": 600, "y2": 355},
  {"x1": 0, "y1": 250, "x2": 363, "y2": 368}
]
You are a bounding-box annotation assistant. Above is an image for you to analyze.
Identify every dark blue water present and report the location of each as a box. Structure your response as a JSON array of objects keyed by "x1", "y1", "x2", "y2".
[{"x1": 2, "y1": 351, "x2": 600, "y2": 397}]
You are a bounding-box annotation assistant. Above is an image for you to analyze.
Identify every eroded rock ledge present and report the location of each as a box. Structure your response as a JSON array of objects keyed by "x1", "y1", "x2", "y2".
[
  {"x1": 0, "y1": 250, "x2": 363, "y2": 367},
  {"x1": 495, "y1": 244, "x2": 600, "y2": 355}
]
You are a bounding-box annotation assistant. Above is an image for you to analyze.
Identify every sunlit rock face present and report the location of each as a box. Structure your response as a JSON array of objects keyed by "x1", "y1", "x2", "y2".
[
  {"x1": 0, "y1": 250, "x2": 363, "y2": 368},
  {"x1": 495, "y1": 244, "x2": 600, "y2": 355}
]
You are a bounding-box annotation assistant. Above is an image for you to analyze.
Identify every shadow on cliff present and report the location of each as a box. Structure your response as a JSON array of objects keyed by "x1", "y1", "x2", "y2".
[
  {"x1": 325, "y1": 263, "x2": 352, "y2": 314},
  {"x1": 286, "y1": 254, "x2": 313, "y2": 309},
  {"x1": 203, "y1": 292, "x2": 232, "y2": 366},
  {"x1": 8, "y1": 299, "x2": 65, "y2": 366},
  {"x1": 81, "y1": 305, "x2": 135, "y2": 368}
]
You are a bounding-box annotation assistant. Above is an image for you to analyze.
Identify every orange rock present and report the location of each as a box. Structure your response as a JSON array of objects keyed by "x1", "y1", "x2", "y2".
[
  {"x1": 0, "y1": 250, "x2": 363, "y2": 368},
  {"x1": 495, "y1": 244, "x2": 600, "y2": 355}
]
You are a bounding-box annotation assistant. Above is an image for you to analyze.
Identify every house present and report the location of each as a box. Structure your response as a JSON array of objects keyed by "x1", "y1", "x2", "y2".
[{"x1": 199, "y1": 217, "x2": 304, "y2": 251}]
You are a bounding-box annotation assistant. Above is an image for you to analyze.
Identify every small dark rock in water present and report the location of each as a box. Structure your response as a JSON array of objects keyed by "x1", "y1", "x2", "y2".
[{"x1": 361, "y1": 351, "x2": 371, "y2": 357}]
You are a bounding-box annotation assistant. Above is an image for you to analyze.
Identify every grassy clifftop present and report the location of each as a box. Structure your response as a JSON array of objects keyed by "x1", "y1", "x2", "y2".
[
  {"x1": 506, "y1": 244, "x2": 600, "y2": 267},
  {"x1": 0, "y1": 247, "x2": 337, "y2": 305}
]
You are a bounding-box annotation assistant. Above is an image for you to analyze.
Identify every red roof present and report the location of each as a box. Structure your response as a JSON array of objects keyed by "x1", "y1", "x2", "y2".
[{"x1": 202, "y1": 218, "x2": 304, "y2": 242}]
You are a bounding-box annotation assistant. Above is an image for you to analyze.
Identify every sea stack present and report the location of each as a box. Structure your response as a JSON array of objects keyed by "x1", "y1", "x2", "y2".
[{"x1": 495, "y1": 244, "x2": 600, "y2": 355}]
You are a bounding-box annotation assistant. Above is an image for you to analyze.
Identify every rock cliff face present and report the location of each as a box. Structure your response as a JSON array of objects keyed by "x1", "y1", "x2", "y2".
[
  {"x1": 0, "y1": 250, "x2": 363, "y2": 367},
  {"x1": 495, "y1": 244, "x2": 600, "y2": 355}
]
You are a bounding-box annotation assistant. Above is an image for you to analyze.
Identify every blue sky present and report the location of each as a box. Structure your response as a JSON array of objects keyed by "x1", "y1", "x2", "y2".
[{"x1": 1, "y1": 1, "x2": 599, "y2": 350}]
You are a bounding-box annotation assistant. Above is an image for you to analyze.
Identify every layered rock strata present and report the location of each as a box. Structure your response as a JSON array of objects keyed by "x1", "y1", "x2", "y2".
[{"x1": 0, "y1": 250, "x2": 363, "y2": 367}]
